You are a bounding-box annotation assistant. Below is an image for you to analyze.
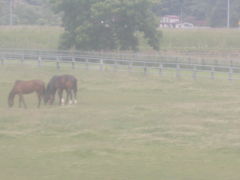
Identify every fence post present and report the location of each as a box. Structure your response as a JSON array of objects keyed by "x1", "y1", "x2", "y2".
[
  {"x1": 56, "y1": 57, "x2": 60, "y2": 70},
  {"x1": 211, "y1": 66, "x2": 215, "y2": 80},
  {"x1": 1, "y1": 56, "x2": 4, "y2": 66},
  {"x1": 38, "y1": 56, "x2": 42, "y2": 67},
  {"x1": 20, "y1": 54, "x2": 24, "y2": 64},
  {"x1": 100, "y1": 59, "x2": 103, "y2": 71},
  {"x1": 114, "y1": 60, "x2": 118, "y2": 72},
  {"x1": 128, "y1": 61, "x2": 132, "y2": 72},
  {"x1": 176, "y1": 63, "x2": 181, "y2": 79},
  {"x1": 85, "y1": 59, "x2": 89, "y2": 70},
  {"x1": 159, "y1": 63, "x2": 163, "y2": 76},
  {"x1": 192, "y1": 65, "x2": 197, "y2": 80},
  {"x1": 71, "y1": 57, "x2": 75, "y2": 69},
  {"x1": 228, "y1": 67, "x2": 233, "y2": 81},
  {"x1": 144, "y1": 63, "x2": 147, "y2": 75}
]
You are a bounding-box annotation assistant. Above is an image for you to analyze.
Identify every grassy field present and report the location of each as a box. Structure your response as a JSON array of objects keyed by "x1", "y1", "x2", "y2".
[
  {"x1": 1, "y1": 26, "x2": 240, "y2": 52},
  {"x1": 0, "y1": 26, "x2": 63, "y2": 50},
  {"x1": 0, "y1": 63, "x2": 240, "y2": 179},
  {"x1": 160, "y1": 28, "x2": 240, "y2": 51}
]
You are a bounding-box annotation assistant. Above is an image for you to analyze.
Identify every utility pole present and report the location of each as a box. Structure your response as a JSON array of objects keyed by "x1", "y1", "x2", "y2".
[
  {"x1": 227, "y1": 0, "x2": 230, "y2": 28},
  {"x1": 9, "y1": 0, "x2": 13, "y2": 25},
  {"x1": 180, "y1": 0, "x2": 183, "y2": 23}
]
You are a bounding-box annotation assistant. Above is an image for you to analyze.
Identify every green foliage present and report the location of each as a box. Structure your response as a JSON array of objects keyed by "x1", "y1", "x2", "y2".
[
  {"x1": 209, "y1": 0, "x2": 227, "y2": 27},
  {"x1": 55, "y1": 0, "x2": 161, "y2": 51}
]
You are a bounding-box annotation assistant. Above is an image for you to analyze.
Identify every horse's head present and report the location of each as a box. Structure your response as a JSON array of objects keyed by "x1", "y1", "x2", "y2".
[
  {"x1": 44, "y1": 91, "x2": 54, "y2": 105},
  {"x1": 8, "y1": 99, "x2": 14, "y2": 107},
  {"x1": 44, "y1": 92, "x2": 50, "y2": 104},
  {"x1": 44, "y1": 76, "x2": 59, "y2": 105}
]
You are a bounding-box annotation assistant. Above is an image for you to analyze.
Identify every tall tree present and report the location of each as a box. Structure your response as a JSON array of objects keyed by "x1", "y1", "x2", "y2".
[{"x1": 54, "y1": 0, "x2": 161, "y2": 51}]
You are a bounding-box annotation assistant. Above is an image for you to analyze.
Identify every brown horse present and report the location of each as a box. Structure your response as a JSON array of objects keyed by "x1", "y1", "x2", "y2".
[
  {"x1": 44, "y1": 74, "x2": 78, "y2": 105},
  {"x1": 8, "y1": 80, "x2": 45, "y2": 108}
]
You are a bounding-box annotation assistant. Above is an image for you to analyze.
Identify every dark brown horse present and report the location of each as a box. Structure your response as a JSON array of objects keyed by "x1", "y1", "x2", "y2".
[
  {"x1": 8, "y1": 80, "x2": 45, "y2": 108},
  {"x1": 44, "y1": 74, "x2": 78, "y2": 105}
]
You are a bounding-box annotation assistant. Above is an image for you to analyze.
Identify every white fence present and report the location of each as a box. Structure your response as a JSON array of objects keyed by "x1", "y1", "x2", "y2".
[{"x1": 0, "y1": 48, "x2": 240, "y2": 80}]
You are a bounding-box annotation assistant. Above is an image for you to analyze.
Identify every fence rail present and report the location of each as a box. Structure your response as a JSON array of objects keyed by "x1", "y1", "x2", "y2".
[
  {"x1": 1, "y1": 48, "x2": 240, "y2": 65},
  {"x1": 1, "y1": 48, "x2": 240, "y2": 80}
]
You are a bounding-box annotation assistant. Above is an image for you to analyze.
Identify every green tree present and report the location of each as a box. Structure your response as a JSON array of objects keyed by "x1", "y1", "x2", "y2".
[
  {"x1": 209, "y1": 0, "x2": 227, "y2": 27},
  {"x1": 228, "y1": 0, "x2": 240, "y2": 27},
  {"x1": 54, "y1": 0, "x2": 161, "y2": 51}
]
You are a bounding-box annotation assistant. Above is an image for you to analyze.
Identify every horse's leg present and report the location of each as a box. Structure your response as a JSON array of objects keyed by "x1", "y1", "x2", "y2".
[
  {"x1": 65, "y1": 89, "x2": 71, "y2": 105},
  {"x1": 58, "y1": 89, "x2": 64, "y2": 105},
  {"x1": 20, "y1": 94, "x2": 27, "y2": 109},
  {"x1": 73, "y1": 89, "x2": 77, "y2": 104},
  {"x1": 18, "y1": 94, "x2": 22, "y2": 108},
  {"x1": 37, "y1": 88, "x2": 45, "y2": 107},
  {"x1": 68, "y1": 89, "x2": 73, "y2": 105},
  {"x1": 37, "y1": 93, "x2": 41, "y2": 108},
  {"x1": 50, "y1": 95, "x2": 55, "y2": 105},
  {"x1": 22, "y1": 96, "x2": 27, "y2": 109},
  {"x1": 50, "y1": 90, "x2": 56, "y2": 105}
]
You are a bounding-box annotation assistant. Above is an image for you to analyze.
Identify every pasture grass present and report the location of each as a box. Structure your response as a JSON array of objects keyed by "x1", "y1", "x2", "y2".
[
  {"x1": 0, "y1": 63, "x2": 240, "y2": 179},
  {"x1": 160, "y1": 28, "x2": 240, "y2": 51},
  {"x1": 1, "y1": 26, "x2": 240, "y2": 52},
  {"x1": 0, "y1": 26, "x2": 63, "y2": 50}
]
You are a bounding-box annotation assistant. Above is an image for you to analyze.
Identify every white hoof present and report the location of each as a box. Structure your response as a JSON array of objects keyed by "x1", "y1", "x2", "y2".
[
  {"x1": 69, "y1": 100, "x2": 73, "y2": 105},
  {"x1": 61, "y1": 98, "x2": 65, "y2": 105},
  {"x1": 74, "y1": 100, "x2": 78, "y2": 104}
]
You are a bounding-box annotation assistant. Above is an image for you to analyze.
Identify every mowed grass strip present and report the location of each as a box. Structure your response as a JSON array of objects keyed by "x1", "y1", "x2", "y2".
[{"x1": 0, "y1": 64, "x2": 240, "y2": 180}]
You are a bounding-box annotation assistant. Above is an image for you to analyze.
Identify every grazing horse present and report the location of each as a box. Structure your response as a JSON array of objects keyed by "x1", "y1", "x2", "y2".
[
  {"x1": 8, "y1": 80, "x2": 45, "y2": 108},
  {"x1": 44, "y1": 74, "x2": 78, "y2": 105}
]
